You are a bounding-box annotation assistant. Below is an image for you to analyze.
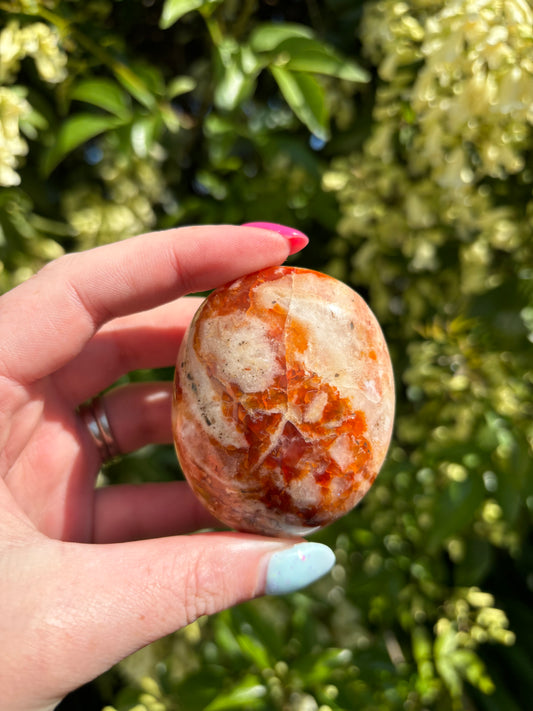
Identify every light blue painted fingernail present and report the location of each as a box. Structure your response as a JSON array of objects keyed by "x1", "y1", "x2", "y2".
[{"x1": 265, "y1": 542, "x2": 336, "y2": 595}]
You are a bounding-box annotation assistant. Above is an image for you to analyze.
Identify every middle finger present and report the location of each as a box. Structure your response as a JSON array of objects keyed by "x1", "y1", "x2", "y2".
[{"x1": 55, "y1": 297, "x2": 202, "y2": 405}]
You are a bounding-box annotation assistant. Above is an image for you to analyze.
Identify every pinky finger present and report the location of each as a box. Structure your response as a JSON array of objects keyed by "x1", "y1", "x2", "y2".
[{"x1": 93, "y1": 481, "x2": 221, "y2": 543}]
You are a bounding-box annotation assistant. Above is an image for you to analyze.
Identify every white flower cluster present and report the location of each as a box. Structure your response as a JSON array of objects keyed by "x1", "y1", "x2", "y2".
[
  {"x1": 0, "y1": 20, "x2": 67, "y2": 186},
  {"x1": 361, "y1": 0, "x2": 533, "y2": 188},
  {"x1": 413, "y1": 0, "x2": 533, "y2": 185},
  {"x1": 0, "y1": 20, "x2": 67, "y2": 84},
  {"x1": 324, "y1": 0, "x2": 532, "y2": 306},
  {"x1": 0, "y1": 87, "x2": 31, "y2": 187},
  {"x1": 62, "y1": 150, "x2": 168, "y2": 249}
]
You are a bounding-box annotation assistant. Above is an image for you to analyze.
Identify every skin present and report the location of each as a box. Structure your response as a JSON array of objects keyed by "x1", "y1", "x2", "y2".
[{"x1": 0, "y1": 225, "x2": 306, "y2": 711}]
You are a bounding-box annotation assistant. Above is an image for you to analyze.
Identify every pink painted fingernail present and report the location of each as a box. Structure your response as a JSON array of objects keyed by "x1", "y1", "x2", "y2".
[{"x1": 243, "y1": 222, "x2": 309, "y2": 255}]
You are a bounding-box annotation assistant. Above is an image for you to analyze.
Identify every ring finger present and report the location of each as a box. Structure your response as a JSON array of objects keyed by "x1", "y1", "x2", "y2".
[
  {"x1": 57, "y1": 297, "x2": 202, "y2": 406},
  {"x1": 93, "y1": 381, "x2": 175, "y2": 459}
]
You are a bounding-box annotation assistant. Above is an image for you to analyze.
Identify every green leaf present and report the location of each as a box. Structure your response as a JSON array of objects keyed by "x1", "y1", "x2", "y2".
[
  {"x1": 167, "y1": 75, "x2": 197, "y2": 99},
  {"x1": 70, "y1": 79, "x2": 131, "y2": 118},
  {"x1": 249, "y1": 22, "x2": 314, "y2": 52},
  {"x1": 412, "y1": 626, "x2": 433, "y2": 668},
  {"x1": 174, "y1": 668, "x2": 227, "y2": 711},
  {"x1": 295, "y1": 648, "x2": 353, "y2": 684},
  {"x1": 427, "y1": 475, "x2": 485, "y2": 551},
  {"x1": 160, "y1": 0, "x2": 218, "y2": 28},
  {"x1": 213, "y1": 44, "x2": 260, "y2": 111},
  {"x1": 275, "y1": 37, "x2": 370, "y2": 83},
  {"x1": 452, "y1": 650, "x2": 495, "y2": 694},
  {"x1": 28, "y1": 213, "x2": 75, "y2": 237},
  {"x1": 19, "y1": 106, "x2": 48, "y2": 140},
  {"x1": 204, "y1": 675, "x2": 267, "y2": 711},
  {"x1": 42, "y1": 113, "x2": 126, "y2": 175},
  {"x1": 434, "y1": 629, "x2": 463, "y2": 698},
  {"x1": 114, "y1": 71, "x2": 157, "y2": 110},
  {"x1": 131, "y1": 116, "x2": 162, "y2": 157},
  {"x1": 271, "y1": 67, "x2": 330, "y2": 141},
  {"x1": 235, "y1": 633, "x2": 271, "y2": 670},
  {"x1": 231, "y1": 602, "x2": 285, "y2": 661},
  {"x1": 160, "y1": 104, "x2": 183, "y2": 132},
  {"x1": 436, "y1": 658, "x2": 463, "y2": 698},
  {"x1": 214, "y1": 64, "x2": 257, "y2": 112},
  {"x1": 213, "y1": 612, "x2": 243, "y2": 658}
]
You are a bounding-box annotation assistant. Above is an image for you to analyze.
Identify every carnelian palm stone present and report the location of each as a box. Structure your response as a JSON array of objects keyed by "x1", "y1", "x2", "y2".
[{"x1": 173, "y1": 266, "x2": 395, "y2": 537}]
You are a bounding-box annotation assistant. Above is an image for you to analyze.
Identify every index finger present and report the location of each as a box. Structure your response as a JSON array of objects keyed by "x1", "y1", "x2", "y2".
[{"x1": 0, "y1": 224, "x2": 307, "y2": 383}]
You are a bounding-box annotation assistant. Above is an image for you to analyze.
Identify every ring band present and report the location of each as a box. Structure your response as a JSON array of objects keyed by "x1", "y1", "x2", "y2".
[{"x1": 78, "y1": 396, "x2": 120, "y2": 463}]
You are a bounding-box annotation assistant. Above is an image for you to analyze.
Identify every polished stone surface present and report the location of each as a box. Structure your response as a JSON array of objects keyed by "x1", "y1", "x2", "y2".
[{"x1": 173, "y1": 266, "x2": 395, "y2": 537}]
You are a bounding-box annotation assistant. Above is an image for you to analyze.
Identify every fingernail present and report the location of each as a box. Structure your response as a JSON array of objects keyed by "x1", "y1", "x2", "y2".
[
  {"x1": 265, "y1": 542, "x2": 335, "y2": 595},
  {"x1": 243, "y1": 222, "x2": 309, "y2": 255}
]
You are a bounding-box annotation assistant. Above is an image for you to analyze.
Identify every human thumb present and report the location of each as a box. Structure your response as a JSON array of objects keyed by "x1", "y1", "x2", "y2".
[{"x1": 16, "y1": 533, "x2": 334, "y2": 709}]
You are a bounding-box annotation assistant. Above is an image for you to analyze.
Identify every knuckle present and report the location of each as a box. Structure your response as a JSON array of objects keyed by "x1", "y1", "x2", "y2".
[
  {"x1": 37, "y1": 251, "x2": 77, "y2": 278},
  {"x1": 181, "y1": 549, "x2": 231, "y2": 623},
  {"x1": 167, "y1": 245, "x2": 194, "y2": 296}
]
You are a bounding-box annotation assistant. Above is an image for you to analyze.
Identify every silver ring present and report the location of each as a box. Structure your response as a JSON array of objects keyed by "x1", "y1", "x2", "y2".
[{"x1": 78, "y1": 396, "x2": 120, "y2": 463}]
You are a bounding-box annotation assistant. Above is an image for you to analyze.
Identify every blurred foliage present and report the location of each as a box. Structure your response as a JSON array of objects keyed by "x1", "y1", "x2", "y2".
[{"x1": 1, "y1": 0, "x2": 532, "y2": 710}]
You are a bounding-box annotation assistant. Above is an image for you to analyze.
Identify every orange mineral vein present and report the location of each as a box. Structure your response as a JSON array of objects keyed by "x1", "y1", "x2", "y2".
[{"x1": 173, "y1": 266, "x2": 395, "y2": 537}]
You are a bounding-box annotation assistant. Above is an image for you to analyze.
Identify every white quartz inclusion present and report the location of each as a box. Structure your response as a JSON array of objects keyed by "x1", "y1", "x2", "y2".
[
  {"x1": 183, "y1": 344, "x2": 248, "y2": 449},
  {"x1": 288, "y1": 473, "x2": 321, "y2": 508},
  {"x1": 199, "y1": 312, "x2": 282, "y2": 393}
]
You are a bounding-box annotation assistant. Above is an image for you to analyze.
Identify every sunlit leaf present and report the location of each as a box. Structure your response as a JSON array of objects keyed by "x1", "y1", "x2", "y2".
[
  {"x1": 213, "y1": 44, "x2": 260, "y2": 111},
  {"x1": 434, "y1": 629, "x2": 462, "y2": 697},
  {"x1": 70, "y1": 78, "x2": 131, "y2": 118},
  {"x1": 160, "y1": 0, "x2": 219, "y2": 28},
  {"x1": 204, "y1": 675, "x2": 267, "y2": 711},
  {"x1": 160, "y1": 104, "x2": 184, "y2": 132},
  {"x1": 131, "y1": 116, "x2": 162, "y2": 157},
  {"x1": 42, "y1": 113, "x2": 126, "y2": 174},
  {"x1": 249, "y1": 22, "x2": 314, "y2": 52},
  {"x1": 235, "y1": 633, "x2": 271, "y2": 670},
  {"x1": 295, "y1": 648, "x2": 353, "y2": 684},
  {"x1": 275, "y1": 37, "x2": 370, "y2": 82},
  {"x1": 114, "y1": 71, "x2": 157, "y2": 110},
  {"x1": 232, "y1": 601, "x2": 285, "y2": 660},
  {"x1": 412, "y1": 626, "x2": 433, "y2": 669},
  {"x1": 19, "y1": 106, "x2": 48, "y2": 139},
  {"x1": 452, "y1": 649, "x2": 495, "y2": 694},
  {"x1": 436, "y1": 657, "x2": 463, "y2": 698},
  {"x1": 167, "y1": 75, "x2": 197, "y2": 99},
  {"x1": 213, "y1": 612, "x2": 242, "y2": 658},
  {"x1": 271, "y1": 66, "x2": 330, "y2": 141},
  {"x1": 28, "y1": 214, "x2": 75, "y2": 237}
]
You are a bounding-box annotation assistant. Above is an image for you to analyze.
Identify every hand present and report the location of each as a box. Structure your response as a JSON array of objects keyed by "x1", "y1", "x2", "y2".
[{"x1": 0, "y1": 224, "x2": 335, "y2": 711}]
